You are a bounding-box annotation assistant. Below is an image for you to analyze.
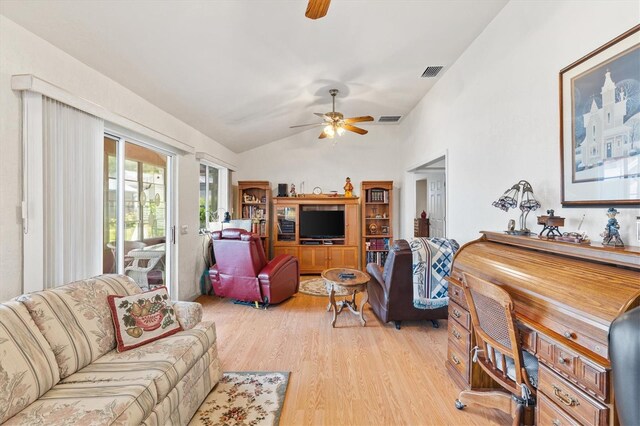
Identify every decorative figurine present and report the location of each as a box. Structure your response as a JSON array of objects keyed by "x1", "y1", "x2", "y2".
[
  {"x1": 537, "y1": 209, "x2": 565, "y2": 238},
  {"x1": 343, "y1": 177, "x2": 353, "y2": 197},
  {"x1": 289, "y1": 183, "x2": 296, "y2": 197},
  {"x1": 601, "y1": 207, "x2": 624, "y2": 247},
  {"x1": 421, "y1": 210, "x2": 427, "y2": 219}
]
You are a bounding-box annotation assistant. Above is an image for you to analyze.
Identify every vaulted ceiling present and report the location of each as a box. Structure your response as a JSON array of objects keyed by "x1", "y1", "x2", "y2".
[{"x1": 1, "y1": 0, "x2": 507, "y2": 152}]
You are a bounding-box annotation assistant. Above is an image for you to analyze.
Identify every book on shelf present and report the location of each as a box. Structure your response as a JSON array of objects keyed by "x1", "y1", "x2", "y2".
[
  {"x1": 365, "y1": 251, "x2": 388, "y2": 266},
  {"x1": 367, "y1": 189, "x2": 389, "y2": 203},
  {"x1": 366, "y1": 238, "x2": 390, "y2": 250}
]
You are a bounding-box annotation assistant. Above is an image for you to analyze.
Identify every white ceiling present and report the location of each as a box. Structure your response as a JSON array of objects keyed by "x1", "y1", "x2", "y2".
[{"x1": 1, "y1": 0, "x2": 507, "y2": 153}]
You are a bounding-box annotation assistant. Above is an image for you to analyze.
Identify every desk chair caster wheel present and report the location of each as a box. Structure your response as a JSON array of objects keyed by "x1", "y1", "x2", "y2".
[
  {"x1": 431, "y1": 320, "x2": 439, "y2": 328},
  {"x1": 455, "y1": 399, "x2": 465, "y2": 410}
]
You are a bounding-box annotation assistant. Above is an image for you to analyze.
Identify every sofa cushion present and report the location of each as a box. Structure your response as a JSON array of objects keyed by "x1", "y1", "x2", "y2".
[
  {"x1": 108, "y1": 287, "x2": 182, "y2": 352},
  {"x1": 4, "y1": 379, "x2": 157, "y2": 426},
  {"x1": 59, "y1": 322, "x2": 217, "y2": 402},
  {"x1": 18, "y1": 274, "x2": 142, "y2": 378},
  {"x1": 141, "y1": 343, "x2": 222, "y2": 426},
  {"x1": 172, "y1": 301, "x2": 203, "y2": 330},
  {"x1": 0, "y1": 302, "x2": 61, "y2": 423}
]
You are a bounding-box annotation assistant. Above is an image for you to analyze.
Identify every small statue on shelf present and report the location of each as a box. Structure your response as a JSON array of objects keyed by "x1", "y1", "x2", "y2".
[
  {"x1": 289, "y1": 183, "x2": 296, "y2": 198},
  {"x1": 344, "y1": 177, "x2": 353, "y2": 197},
  {"x1": 601, "y1": 207, "x2": 624, "y2": 247}
]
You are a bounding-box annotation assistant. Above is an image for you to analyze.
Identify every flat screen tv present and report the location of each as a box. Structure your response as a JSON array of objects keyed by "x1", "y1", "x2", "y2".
[{"x1": 299, "y1": 210, "x2": 345, "y2": 239}]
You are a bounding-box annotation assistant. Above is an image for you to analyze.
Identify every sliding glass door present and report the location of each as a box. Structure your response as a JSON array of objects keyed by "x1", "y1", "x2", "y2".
[{"x1": 103, "y1": 134, "x2": 174, "y2": 293}]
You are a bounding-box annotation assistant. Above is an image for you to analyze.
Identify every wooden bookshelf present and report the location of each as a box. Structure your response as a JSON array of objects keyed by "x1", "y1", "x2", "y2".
[
  {"x1": 361, "y1": 181, "x2": 393, "y2": 268},
  {"x1": 237, "y1": 181, "x2": 271, "y2": 258}
]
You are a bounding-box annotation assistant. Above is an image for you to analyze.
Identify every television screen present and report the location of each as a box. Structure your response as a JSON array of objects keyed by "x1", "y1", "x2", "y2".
[{"x1": 300, "y1": 210, "x2": 345, "y2": 238}]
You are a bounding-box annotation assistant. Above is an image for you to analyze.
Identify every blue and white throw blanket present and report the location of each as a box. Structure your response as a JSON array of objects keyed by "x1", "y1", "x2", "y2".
[{"x1": 409, "y1": 237, "x2": 460, "y2": 310}]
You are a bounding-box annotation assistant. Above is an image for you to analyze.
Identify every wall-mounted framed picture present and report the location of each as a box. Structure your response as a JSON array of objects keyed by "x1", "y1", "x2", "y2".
[{"x1": 560, "y1": 24, "x2": 640, "y2": 207}]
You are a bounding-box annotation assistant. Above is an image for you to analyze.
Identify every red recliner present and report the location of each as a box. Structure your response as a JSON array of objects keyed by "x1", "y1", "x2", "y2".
[{"x1": 209, "y1": 228, "x2": 299, "y2": 305}]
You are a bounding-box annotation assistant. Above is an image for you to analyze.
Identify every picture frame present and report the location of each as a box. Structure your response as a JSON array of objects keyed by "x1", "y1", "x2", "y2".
[
  {"x1": 559, "y1": 24, "x2": 640, "y2": 207},
  {"x1": 381, "y1": 225, "x2": 389, "y2": 235}
]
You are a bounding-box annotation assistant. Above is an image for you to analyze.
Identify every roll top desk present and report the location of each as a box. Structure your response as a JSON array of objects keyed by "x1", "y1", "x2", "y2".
[{"x1": 446, "y1": 231, "x2": 640, "y2": 425}]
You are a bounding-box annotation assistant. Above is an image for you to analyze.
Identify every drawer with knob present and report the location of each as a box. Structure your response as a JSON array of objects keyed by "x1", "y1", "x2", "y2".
[
  {"x1": 449, "y1": 300, "x2": 470, "y2": 330},
  {"x1": 447, "y1": 342, "x2": 469, "y2": 380},
  {"x1": 447, "y1": 278, "x2": 468, "y2": 309},
  {"x1": 554, "y1": 345, "x2": 579, "y2": 377},
  {"x1": 448, "y1": 316, "x2": 470, "y2": 353},
  {"x1": 538, "y1": 364, "x2": 608, "y2": 426}
]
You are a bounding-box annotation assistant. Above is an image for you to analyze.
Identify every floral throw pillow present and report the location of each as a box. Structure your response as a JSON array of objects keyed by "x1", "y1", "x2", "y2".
[{"x1": 108, "y1": 287, "x2": 182, "y2": 352}]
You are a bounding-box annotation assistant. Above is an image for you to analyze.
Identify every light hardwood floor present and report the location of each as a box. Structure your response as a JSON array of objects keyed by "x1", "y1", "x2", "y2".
[{"x1": 198, "y1": 283, "x2": 509, "y2": 426}]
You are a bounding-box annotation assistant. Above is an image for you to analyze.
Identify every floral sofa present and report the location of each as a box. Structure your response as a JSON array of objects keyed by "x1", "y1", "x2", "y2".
[{"x1": 0, "y1": 274, "x2": 222, "y2": 425}]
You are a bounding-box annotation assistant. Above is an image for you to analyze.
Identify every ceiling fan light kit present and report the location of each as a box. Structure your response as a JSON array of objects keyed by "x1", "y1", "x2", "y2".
[{"x1": 290, "y1": 89, "x2": 374, "y2": 140}]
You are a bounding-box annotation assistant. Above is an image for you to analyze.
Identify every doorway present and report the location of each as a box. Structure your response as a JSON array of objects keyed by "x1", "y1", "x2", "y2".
[{"x1": 407, "y1": 154, "x2": 447, "y2": 238}]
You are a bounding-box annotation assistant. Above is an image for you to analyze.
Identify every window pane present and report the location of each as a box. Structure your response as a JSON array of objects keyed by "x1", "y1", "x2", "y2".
[
  {"x1": 105, "y1": 138, "x2": 168, "y2": 290},
  {"x1": 103, "y1": 136, "x2": 118, "y2": 274},
  {"x1": 209, "y1": 166, "x2": 219, "y2": 217},
  {"x1": 199, "y1": 164, "x2": 207, "y2": 229},
  {"x1": 199, "y1": 164, "x2": 220, "y2": 228}
]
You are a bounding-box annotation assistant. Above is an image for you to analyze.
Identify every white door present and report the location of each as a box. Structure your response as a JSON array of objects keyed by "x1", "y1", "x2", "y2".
[{"x1": 428, "y1": 173, "x2": 446, "y2": 237}]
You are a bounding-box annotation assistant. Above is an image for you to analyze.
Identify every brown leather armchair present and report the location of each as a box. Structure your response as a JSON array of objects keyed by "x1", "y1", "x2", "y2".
[
  {"x1": 366, "y1": 239, "x2": 447, "y2": 329},
  {"x1": 209, "y1": 228, "x2": 299, "y2": 307}
]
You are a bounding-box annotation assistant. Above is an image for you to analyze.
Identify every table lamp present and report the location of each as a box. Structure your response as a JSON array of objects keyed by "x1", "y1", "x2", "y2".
[{"x1": 492, "y1": 180, "x2": 541, "y2": 235}]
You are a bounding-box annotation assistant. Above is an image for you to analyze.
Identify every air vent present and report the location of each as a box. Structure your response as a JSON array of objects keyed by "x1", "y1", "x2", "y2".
[
  {"x1": 378, "y1": 116, "x2": 402, "y2": 123},
  {"x1": 421, "y1": 66, "x2": 444, "y2": 78}
]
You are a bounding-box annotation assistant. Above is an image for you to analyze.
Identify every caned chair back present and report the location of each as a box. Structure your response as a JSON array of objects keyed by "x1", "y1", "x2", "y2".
[{"x1": 462, "y1": 273, "x2": 533, "y2": 397}]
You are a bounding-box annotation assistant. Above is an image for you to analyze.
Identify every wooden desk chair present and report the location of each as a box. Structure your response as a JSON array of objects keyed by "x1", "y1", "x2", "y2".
[{"x1": 455, "y1": 272, "x2": 538, "y2": 426}]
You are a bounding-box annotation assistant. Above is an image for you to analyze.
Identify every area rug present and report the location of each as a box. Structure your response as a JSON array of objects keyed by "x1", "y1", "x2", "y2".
[
  {"x1": 189, "y1": 371, "x2": 289, "y2": 426},
  {"x1": 298, "y1": 277, "x2": 350, "y2": 297}
]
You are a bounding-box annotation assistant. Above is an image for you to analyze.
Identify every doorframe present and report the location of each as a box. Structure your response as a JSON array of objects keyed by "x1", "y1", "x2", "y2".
[{"x1": 404, "y1": 150, "x2": 449, "y2": 239}]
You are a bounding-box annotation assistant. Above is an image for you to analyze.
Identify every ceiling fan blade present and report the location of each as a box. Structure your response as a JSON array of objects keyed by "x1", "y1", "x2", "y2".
[
  {"x1": 290, "y1": 123, "x2": 325, "y2": 128},
  {"x1": 305, "y1": 0, "x2": 331, "y2": 20},
  {"x1": 319, "y1": 131, "x2": 328, "y2": 139},
  {"x1": 343, "y1": 124, "x2": 368, "y2": 135},
  {"x1": 313, "y1": 112, "x2": 331, "y2": 120},
  {"x1": 344, "y1": 115, "x2": 374, "y2": 124}
]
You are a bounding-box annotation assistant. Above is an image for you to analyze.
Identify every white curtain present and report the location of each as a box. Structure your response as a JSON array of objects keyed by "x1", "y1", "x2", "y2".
[{"x1": 43, "y1": 97, "x2": 104, "y2": 288}]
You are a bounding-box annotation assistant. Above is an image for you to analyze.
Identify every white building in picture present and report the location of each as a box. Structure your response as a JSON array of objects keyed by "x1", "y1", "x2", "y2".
[{"x1": 577, "y1": 70, "x2": 636, "y2": 171}]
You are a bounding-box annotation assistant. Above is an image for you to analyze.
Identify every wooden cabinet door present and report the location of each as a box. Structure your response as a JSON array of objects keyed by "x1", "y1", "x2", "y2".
[
  {"x1": 328, "y1": 247, "x2": 358, "y2": 269},
  {"x1": 299, "y1": 247, "x2": 328, "y2": 271},
  {"x1": 345, "y1": 204, "x2": 359, "y2": 246},
  {"x1": 273, "y1": 247, "x2": 298, "y2": 258}
]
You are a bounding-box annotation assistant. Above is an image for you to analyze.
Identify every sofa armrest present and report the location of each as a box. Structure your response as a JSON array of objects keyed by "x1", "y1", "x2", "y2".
[
  {"x1": 258, "y1": 254, "x2": 294, "y2": 280},
  {"x1": 366, "y1": 263, "x2": 385, "y2": 289},
  {"x1": 173, "y1": 301, "x2": 202, "y2": 330}
]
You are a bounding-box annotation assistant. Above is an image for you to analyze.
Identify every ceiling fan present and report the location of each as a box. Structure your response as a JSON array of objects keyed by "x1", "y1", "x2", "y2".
[
  {"x1": 305, "y1": 0, "x2": 331, "y2": 20},
  {"x1": 290, "y1": 89, "x2": 374, "y2": 139}
]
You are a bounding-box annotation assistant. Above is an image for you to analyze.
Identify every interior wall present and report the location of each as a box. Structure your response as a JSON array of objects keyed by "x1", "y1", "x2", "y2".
[
  {"x1": 0, "y1": 16, "x2": 239, "y2": 302},
  {"x1": 399, "y1": 0, "x2": 640, "y2": 246},
  {"x1": 237, "y1": 124, "x2": 404, "y2": 234},
  {"x1": 415, "y1": 179, "x2": 427, "y2": 217}
]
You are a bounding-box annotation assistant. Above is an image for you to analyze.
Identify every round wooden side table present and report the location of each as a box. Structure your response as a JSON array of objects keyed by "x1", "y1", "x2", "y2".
[{"x1": 321, "y1": 268, "x2": 371, "y2": 327}]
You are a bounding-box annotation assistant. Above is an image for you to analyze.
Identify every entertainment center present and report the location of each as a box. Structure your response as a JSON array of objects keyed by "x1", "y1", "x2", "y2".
[{"x1": 272, "y1": 196, "x2": 359, "y2": 274}]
